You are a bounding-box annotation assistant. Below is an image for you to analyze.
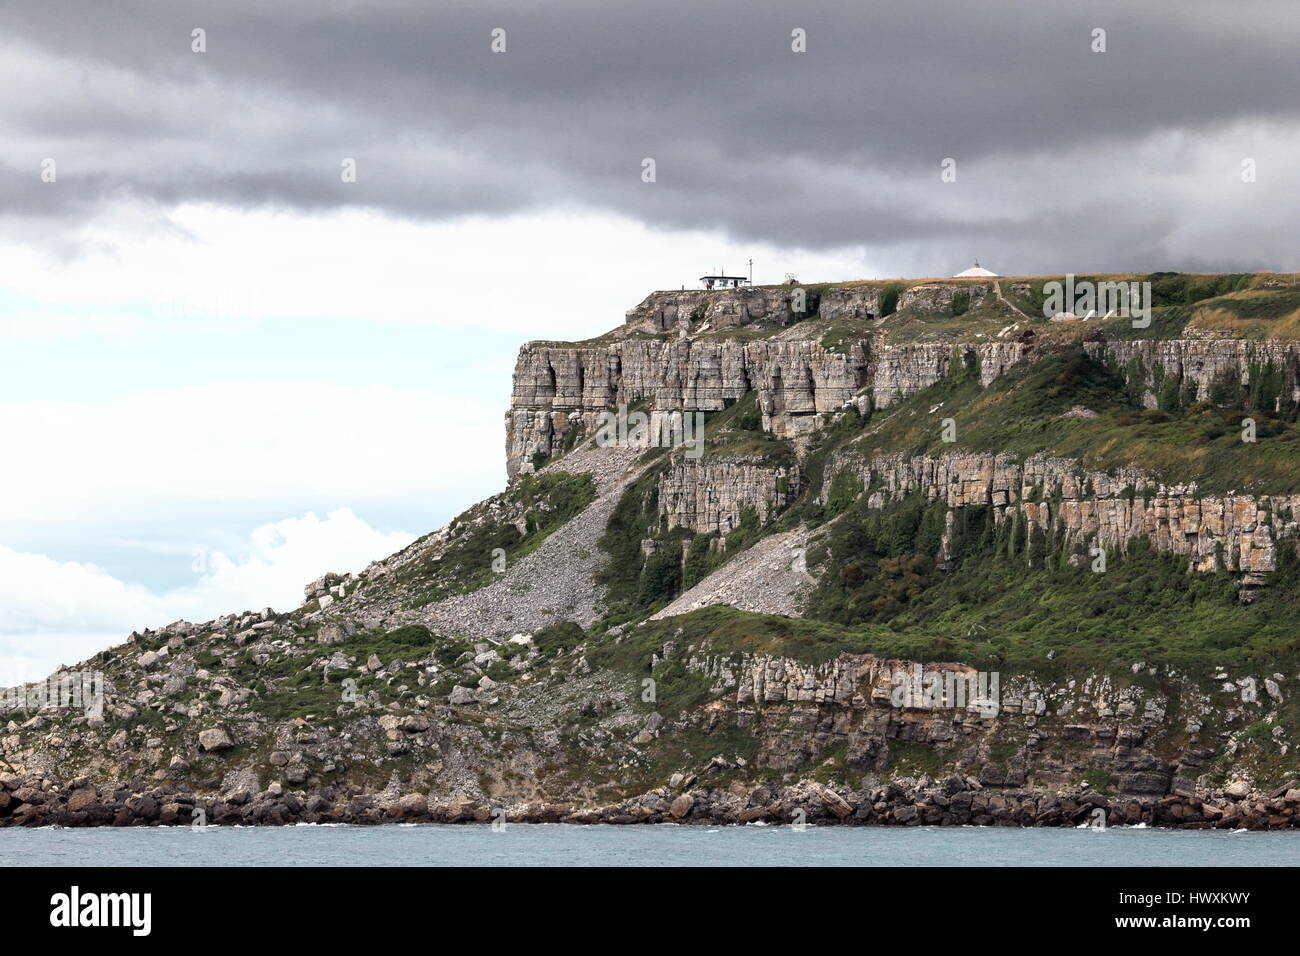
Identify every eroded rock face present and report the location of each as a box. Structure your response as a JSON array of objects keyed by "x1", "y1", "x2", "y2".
[
  {"x1": 622, "y1": 281, "x2": 1001, "y2": 333},
  {"x1": 655, "y1": 458, "x2": 801, "y2": 535},
  {"x1": 507, "y1": 338, "x2": 871, "y2": 474},
  {"x1": 898, "y1": 282, "x2": 995, "y2": 312},
  {"x1": 511, "y1": 281, "x2": 1300, "y2": 478},
  {"x1": 1087, "y1": 339, "x2": 1300, "y2": 410},
  {"x1": 826, "y1": 450, "x2": 1300, "y2": 575},
  {"x1": 869, "y1": 340, "x2": 1032, "y2": 407},
  {"x1": 623, "y1": 287, "x2": 807, "y2": 333}
]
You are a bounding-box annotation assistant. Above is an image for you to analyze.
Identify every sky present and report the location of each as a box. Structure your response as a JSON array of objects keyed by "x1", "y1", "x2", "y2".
[{"x1": 1, "y1": 0, "x2": 1297, "y2": 681}]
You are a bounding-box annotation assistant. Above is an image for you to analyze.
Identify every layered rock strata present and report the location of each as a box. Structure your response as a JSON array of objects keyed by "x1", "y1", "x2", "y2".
[
  {"x1": 825, "y1": 451, "x2": 1300, "y2": 577},
  {"x1": 655, "y1": 458, "x2": 801, "y2": 535}
]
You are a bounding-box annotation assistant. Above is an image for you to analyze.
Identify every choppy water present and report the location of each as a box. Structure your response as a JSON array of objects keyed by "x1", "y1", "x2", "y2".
[{"x1": 3, "y1": 823, "x2": 1298, "y2": 866}]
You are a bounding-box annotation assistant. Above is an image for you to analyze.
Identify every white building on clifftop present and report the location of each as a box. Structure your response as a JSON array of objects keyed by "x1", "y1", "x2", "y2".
[
  {"x1": 953, "y1": 261, "x2": 998, "y2": 277},
  {"x1": 699, "y1": 273, "x2": 750, "y2": 290}
]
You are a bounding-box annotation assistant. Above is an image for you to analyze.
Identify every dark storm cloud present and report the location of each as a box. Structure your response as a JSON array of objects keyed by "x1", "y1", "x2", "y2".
[{"x1": 2, "y1": 0, "x2": 1299, "y2": 273}]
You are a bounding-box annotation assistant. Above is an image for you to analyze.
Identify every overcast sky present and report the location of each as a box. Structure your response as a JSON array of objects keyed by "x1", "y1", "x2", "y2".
[{"x1": 1, "y1": 0, "x2": 1296, "y2": 680}]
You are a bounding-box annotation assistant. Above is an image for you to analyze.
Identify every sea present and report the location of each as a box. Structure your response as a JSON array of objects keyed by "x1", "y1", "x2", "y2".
[{"x1": 3, "y1": 823, "x2": 1298, "y2": 866}]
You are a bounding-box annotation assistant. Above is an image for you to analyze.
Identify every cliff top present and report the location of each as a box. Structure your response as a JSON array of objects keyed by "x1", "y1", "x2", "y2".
[{"x1": 517, "y1": 272, "x2": 1300, "y2": 350}]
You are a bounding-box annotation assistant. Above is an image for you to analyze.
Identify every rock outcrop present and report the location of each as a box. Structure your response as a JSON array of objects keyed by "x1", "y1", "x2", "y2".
[
  {"x1": 507, "y1": 338, "x2": 871, "y2": 473},
  {"x1": 655, "y1": 457, "x2": 801, "y2": 534},
  {"x1": 826, "y1": 451, "x2": 1300, "y2": 578},
  {"x1": 510, "y1": 284, "x2": 1300, "y2": 477},
  {"x1": 1086, "y1": 338, "x2": 1300, "y2": 409}
]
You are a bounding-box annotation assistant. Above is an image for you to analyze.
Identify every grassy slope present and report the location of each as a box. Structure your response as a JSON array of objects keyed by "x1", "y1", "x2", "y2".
[
  {"x1": 843, "y1": 343, "x2": 1300, "y2": 495},
  {"x1": 389, "y1": 472, "x2": 597, "y2": 609}
]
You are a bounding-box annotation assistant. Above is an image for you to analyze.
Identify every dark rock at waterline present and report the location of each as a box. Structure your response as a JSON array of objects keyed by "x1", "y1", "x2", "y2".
[{"x1": 3, "y1": 770, "x2": 1298, "y2": 831}]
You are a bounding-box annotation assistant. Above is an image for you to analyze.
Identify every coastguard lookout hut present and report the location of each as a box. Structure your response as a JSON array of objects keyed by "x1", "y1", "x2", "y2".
[{"x1": 699, "y1": 274, "x2": 751, "y2": 290}]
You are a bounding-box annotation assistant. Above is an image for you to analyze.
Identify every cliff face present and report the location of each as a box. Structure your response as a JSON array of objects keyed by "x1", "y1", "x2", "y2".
[
  {"x1": 683, "y1": 648, "x2": 1188, "y2": 791},
  {"x1": 623, "y1": 287, "x2": 810, "y2": 333},
  {"x1": 622, "y1": 280, "x2": 1008, "y2": 331},
  {"x1": 655, "y1": 457, "x2": 801, "y2": 535},
  {"x1": 507, "y1": 338, "x2": 871, "y2": 474},
  {"x1": 507, "y1": 336, "x2": 1043, "y2": 477},
  {"x1": 826, "y1": 450, "x2": 1299, "y2": 582},
  {"x1": 1086, "y1": 338, "x2": 1300, "y2": 409},
  {"x1": 509, "y1": 335, "x2": 1300, "y2": 477},
  {"x1": 869, "y1": 340, "x2": 1032, "y2": 406},
  {"x1": 511, "y1": 280, "x2": 1035, "y2": 474},
  {"x1": 510, "y1": 282, "x2": 1300, "y2": 476}
]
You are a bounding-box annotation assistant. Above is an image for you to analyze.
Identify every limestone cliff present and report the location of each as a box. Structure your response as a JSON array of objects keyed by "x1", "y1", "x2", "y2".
[
  {"x1": 1086, "y1": 338, "x2": 1300, "y2": 409},
  {"x1": 825, "y1": 450, "x2": 1298, "y2": 582},
  {"x1": 655, "y1": 457, "x2": 801, "y2": 535},
  {"x1": 507, "y1": 338, "x2": 871, "y2": 473},
  {"x1": 508, "y1": 279, "x2": 1300, "y2": 477}
]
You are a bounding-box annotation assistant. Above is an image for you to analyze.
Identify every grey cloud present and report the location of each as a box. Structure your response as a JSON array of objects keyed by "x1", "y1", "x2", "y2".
[{"x1": 2, "y1": 0, "x2": 1299, "y2": 273}]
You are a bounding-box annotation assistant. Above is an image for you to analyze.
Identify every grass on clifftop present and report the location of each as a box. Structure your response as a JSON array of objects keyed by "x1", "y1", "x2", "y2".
[{"x1": 845, "y1": 343, "x2": 1300, "y2": 495}]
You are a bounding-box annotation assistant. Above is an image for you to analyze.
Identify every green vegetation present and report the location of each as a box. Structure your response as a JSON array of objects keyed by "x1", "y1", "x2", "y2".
[
  {"x1": 885, "y1": 740, "x2": 949, "y2": 777},
  {"x1": 532, "y1": 621, "x2": 586, "y2": 659},
  {"x1": 820, "y1": 319, "x2": 869, "y2": 353},
  {"x1": 1188, "y1": 288, "x2": 1300, "y2": 340},
  {"x1": 879, "y1": 283, "x2": 902, "y2": 317},
  {"x1": 842, "y1": 344, "x2": 1300, "y2": 494},
  {"x1": 596, "y1": 391, "x2": 799, "y2": 620},
  {"x1": 1146, "y1": 272, "x2": 1253, "y2": 307},
  {"x1": 237, "y1": 622, "x2": 456, "y2": 721},
  {"x1": 701, "y1": 392, "x2": 797, "y2": 466},
  {"x1": 624, "y1": 533, "x2": 1300, "y2": 676},
  {"x1": 403, "y1": 471, "x2": 596, "y2": 607}
]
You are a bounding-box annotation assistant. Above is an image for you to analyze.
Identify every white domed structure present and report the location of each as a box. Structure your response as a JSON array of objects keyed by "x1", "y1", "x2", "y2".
[{"x1": 953, "y1": 261, "x2": 998, "y2": 278}]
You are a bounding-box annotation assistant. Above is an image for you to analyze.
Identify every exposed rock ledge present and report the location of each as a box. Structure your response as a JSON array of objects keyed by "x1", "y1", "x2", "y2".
[
  {"x1": 828, "y1": 450, "x2": 1300, "y2": 580},
  {"x1": 3, "y1": 772, "x2": 1295, "y2": 829}
]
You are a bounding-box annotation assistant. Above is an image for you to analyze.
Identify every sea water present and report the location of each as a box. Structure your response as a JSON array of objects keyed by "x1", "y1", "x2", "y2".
[{"x1": 2, "y1": 824, "x2": 1297, "y2": 866}]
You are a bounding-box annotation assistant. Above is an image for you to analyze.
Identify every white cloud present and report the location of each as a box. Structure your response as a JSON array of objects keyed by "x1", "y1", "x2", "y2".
[
  {"x1": 0, "y1": 203, "x2": 874, "y2": 341},
  {"x1": 0, "y1": 546, "x2": 166, "y2": 636},
  {"x1": 0, "y1": 508, "x2": 414, "y2": 684},
  {"x1": 179, "y1": 509, "x2": 413, "y2": 619},
  {"x1": 0, "y1": 381, "x2": 501, "y2": 525}
]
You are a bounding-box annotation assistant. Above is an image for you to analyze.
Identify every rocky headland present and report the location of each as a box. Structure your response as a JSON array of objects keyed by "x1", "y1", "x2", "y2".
[{"x1": 6, "y1": 272, "x2": 1300, "y2": 828}]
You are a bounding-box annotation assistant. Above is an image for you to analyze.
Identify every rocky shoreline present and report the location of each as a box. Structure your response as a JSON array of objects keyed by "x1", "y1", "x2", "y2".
[{"x1": 5, "y1": 773, "x2": 1299, "y2": 830}]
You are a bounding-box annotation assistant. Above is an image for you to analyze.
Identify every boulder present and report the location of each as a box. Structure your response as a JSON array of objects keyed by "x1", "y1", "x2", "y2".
[
  {"x1": 197, "y1": 728, "x2": 235, "y2": 752},
  {"x1": 318, "y1": 622, "x2": 355, "y2": 645},
  {"x1": 816, "y1": 785, "x2": 854, "y2": 820},
  {"x1": 396, "y1": 793, "x2": 429, "y2": 818},
  {"x1": 66, "y1": 789, "x2": 97, "y2": 812},
  {"x1": 449, "y1": 685, "x2": 478, "y2": 706}
]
